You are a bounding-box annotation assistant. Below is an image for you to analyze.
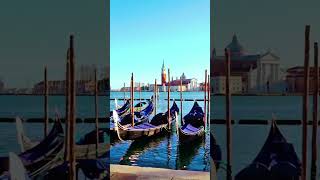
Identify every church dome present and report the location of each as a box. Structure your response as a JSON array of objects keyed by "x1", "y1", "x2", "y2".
[{"x1": 226, "y1": 34, "x2": 246, "y2": 56}]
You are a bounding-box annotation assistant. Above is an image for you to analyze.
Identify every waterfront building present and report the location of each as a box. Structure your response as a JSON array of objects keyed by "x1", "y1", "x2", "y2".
[
  {"x1": 286, "y1": 66, "x2": 320, "y2": 93},
  {"x1": 167, "y1": 78, "x2": 197, "y2": 91},
  {"x1": 211, "y1": 34, "x2": 281, "y2": 93},
  {"x1": 212, "y1": 76, "x2": 242, "y2": 94},
  {"x1": 33, "y1": 79, "x2": 108, "y2": 94}
]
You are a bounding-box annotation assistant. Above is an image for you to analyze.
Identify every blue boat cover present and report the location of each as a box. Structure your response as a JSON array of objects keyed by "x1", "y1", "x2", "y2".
[{"x1": 182, "y1": 101, "x2": 204, "y2": 128}]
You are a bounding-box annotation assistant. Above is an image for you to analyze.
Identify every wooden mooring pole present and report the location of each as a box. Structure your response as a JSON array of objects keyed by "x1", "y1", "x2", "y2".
[
  {"x1": 68, "y1": 35, "x2": 76, "y2": 180},
  {"x1": 204, "y1": 70, "x2": 207, "y2": 128},
  {"x1": 180, "y1": 77, "x2": 183, "y2": 122},
  {"x1": 302, "y1": 25, "x2": 310, "y2": 180},
  {"x1": 311, "y1": 42, "x2": 318, "y2": 180},
  {"x1": 123, "y1": 82, "x2": 125, "y2": 101},
  {"x1": 131, "y1": 73, "x2": 134, "y2": 127},
  {"x1": 94, "y1": 68, "x2": 99, "y2": 158},
  {"x1": 64, "y1": 48, "x2": 70, "y2": 161},
  {"x1": 139, "y1": 82, "x2": 141, "y2": 106},
  {"x1": 154, "y1": 79, "x2": 157, "y2": 115},
  {"x1": 208, "y1": 74, "x2": 210, "y2": 125},
  {"x1": 225, "y1": 48, "x2": 232, "y2": 180},
  {"x1": 44, "y1": 66, "x2": 48, "y2": 137},
  {"x1": 167, "y1": 68, "x2": 171, "y2": 130}
]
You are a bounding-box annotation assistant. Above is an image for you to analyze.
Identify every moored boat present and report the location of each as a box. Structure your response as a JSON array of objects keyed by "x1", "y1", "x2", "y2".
[
  {"x1": 235, "y1": 120, "x2": 301, "y2": 180},
  {"x1": 177, "y1": 101, "x2": 205, "y2": 144},
  {"x1": 112, "y1": 101, "x2": 179, "y2": 141}
]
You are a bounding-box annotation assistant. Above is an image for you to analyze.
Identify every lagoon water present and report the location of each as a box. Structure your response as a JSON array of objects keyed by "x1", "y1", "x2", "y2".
[
  {"x1": 0, "y1": 95, "x2": 109, "y2": 156},
  {"x1": 110, "y1": 91, "x2": 211, "y2": 172},
  {"x1": 0, "y1": 93, "x2": 319, "y2": 177}
]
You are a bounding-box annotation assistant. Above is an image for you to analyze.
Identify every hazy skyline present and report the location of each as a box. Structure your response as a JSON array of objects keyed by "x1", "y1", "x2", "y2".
[
  {"x1": 213, "y1": 0, "x2": 320, "y2": 69},
  {"x1": 0, "y1": 1, "x2": 107, "y2": 88},
  {"x1": 110, "y1": 0, "x2": 210, "y2": 90}
]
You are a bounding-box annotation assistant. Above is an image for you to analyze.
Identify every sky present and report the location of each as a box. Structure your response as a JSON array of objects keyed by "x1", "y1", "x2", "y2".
[
  {"x1": 110, "y1": 0, "x2": 210, "y2": 90},
  {"x1": 213, "y1": 0, "x2": 320, "y2": 70},
  {"x1": 0, "y1": 0, "x2": 107, "y2": 88}
]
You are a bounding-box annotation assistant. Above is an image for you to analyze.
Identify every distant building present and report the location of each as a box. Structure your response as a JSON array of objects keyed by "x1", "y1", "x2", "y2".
[
  {"x1": 32, "y1": 79, "x2": 108, "y2": 94},
  {"x1": 286, "y1": 66, "x2": 320, "y2": 93},
  {"x1": 161, "y1": 60, "x2": 167, "y2": 86},
  {"x1": 212, "y1": 76, "x2": 242, "y2": 94},
  {"x1": 211, "y1": 34, "x2": 280, "y2": 93},
  {"x1": 166, "y1": 78, "x2": 197, "y2": 91}
]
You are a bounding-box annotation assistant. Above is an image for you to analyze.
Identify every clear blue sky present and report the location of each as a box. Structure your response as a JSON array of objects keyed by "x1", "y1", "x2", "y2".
[
  {"x1": 0, "y1": 0, "x2": 107, "y2": 88},
  {"x1": 213, "y1": 0, "x2": 320, "y2": 70},
  {"x1": 110, "y1": 0, "x2": 210, "y2": 90}
]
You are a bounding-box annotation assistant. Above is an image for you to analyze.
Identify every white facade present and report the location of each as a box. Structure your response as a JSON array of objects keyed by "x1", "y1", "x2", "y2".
[
  {"x1": 256, "y1": 52, "x2": 280, "y2": 90},
  {"x1": 212, "y1": 76, "x2": 242, "y2": 94}
]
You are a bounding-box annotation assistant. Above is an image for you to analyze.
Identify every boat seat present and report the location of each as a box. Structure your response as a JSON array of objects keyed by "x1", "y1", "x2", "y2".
[
  {"x1": 131, "y1": 123, "x2": 156, "y2": 129},
  {"x1": 182, "y1": 124, "x2": 200, "y2": 133}
]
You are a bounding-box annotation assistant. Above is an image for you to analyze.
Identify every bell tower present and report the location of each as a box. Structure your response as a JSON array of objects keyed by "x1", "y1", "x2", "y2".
[{"x1": 161, "y1": 60, "x2": 167, "y2": 85}]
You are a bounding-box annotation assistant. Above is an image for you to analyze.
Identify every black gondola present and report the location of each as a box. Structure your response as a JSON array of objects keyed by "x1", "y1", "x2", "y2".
[
  {"x1": 0, "y1": 119, "x2": 64, "y2": 177},
  {"x1": 210, "y1": 133, "x2": 222, "y2": 170},
  {"x1": 177, "y1": 101, "x2": 205, "y2": 144},
  {"x1": 113, "y1": 101, "x2": 179, "y2": 141},
  {"x1": 235, "y1": 120, "x2": 301, "y2": 180}
]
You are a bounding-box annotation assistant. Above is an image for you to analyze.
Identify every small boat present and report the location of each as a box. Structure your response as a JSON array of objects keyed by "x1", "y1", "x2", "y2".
[
  {"x1": 16, "y1": 117, "x2": 109, "y2": 159},
  {"x1": 0, "y1": 118, "x2": 65, "y2": 178},
  {"x1": 44, "y1": 151, "x2": 109, "y2": 180},
  {"x1": 109, "y1": 99, "x2": 131, "y2": 118},
  {"x1": 210, "y1": 133, "x2": 222, "y2": 170},
  {"x1": 235, "y1": 120, "x2": 301, "y2": 180},
  {"x1": 113, "y1": 101, "x2": 179, "y2": 141},
  {"x1": 110, "y1": 97, "x2": 154, "y2": 126},
  {"x1": 177, "y1": 101, "x2": 205, "y2": 144}
]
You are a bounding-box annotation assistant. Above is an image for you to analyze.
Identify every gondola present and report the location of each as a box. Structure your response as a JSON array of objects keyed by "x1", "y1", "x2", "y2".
[
  {"x1": 177, "y1": 101, "x2": 205, "y2": 144},
  {"x1": 110, "y1": 97, "x2": 154, "y2": 128},
  {"x1": 109, "y1": 99, "x2": 131, "y2": 118},
  {"x1": 44, "y1": 151, "x2": 109, "y2": 179},
  {"x1": 235, "y1": 120, "x2": 301, "y2": 180},
  {"x1": 113, "y1": 101, "x2": 179, "y2": 141},
  {"x1": 210, "y1": 133, "x2": 222, "y2": 170},
  {"x1": 16, "y1": 117, "x2": 110, "y2": 159},
  {"x1": 0, "y1": 118, "x2": 65, "y2": 178}
]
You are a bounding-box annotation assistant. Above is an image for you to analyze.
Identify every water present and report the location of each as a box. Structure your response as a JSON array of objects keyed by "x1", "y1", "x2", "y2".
[
  {"x1": 211, "y1": 95, "x2": 320, "y2": 179},
  {"x1": 110, "y1": 91, "x2": 211, "y2": 172},
  {"x1": 0, "y1": 95, "x2": 109, "y2": 156}
]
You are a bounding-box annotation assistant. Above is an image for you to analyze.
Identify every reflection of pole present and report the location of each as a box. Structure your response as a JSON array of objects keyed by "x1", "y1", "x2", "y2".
[
  {"x1": 311, "y1": 42, "x2": 318, "y2": 180},
  {"x1": 302, "y1": 25, "x2": 310, "y2": 180},
  {"x1": 225, "y1": 48, "x2": 232, "y2": 180}
]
